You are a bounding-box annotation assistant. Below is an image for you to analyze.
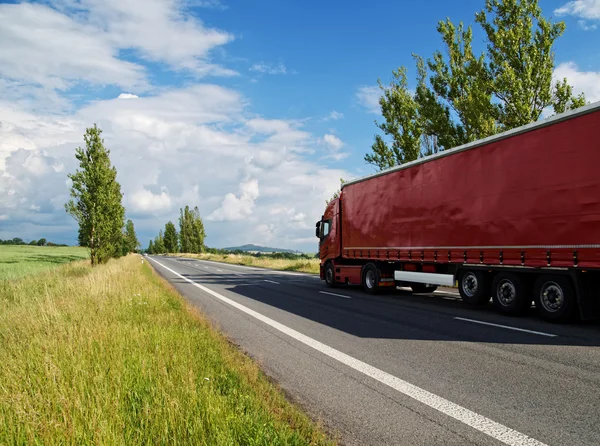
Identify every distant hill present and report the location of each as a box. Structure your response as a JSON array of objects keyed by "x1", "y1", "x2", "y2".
[{"x1": 224, "y1": 244, "x2": 302, "y2": 254}]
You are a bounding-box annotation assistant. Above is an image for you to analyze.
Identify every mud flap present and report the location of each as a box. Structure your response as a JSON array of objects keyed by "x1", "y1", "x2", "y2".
[{"x1": 572, "y1": 270, "x2": 600, "y2": 321}]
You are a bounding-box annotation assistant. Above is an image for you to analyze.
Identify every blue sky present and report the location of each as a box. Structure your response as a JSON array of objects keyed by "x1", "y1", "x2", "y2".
[{"x1": 0, "y1": 0, "x2": 599, "y2": 252}]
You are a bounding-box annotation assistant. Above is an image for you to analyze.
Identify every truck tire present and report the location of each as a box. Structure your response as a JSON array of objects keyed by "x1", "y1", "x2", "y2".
[
  {"x1": 362, "y1": 263, "x2": 380, "y2": 295},
  {"x1": 491, "y1": 272, "x2": 530, "y2": 315},
  {"x1": 533, "y1": 275, "x2": 576, "y2": 322},
  {"x1": 458, "y1": 270, "x2": 490, "y2": 306},
  {"x1": 411, "y1": 285, "x2": 438, "y2": 294},
  {"x1": 324, "y1": 262, "x2": 337, "y2": 288}
]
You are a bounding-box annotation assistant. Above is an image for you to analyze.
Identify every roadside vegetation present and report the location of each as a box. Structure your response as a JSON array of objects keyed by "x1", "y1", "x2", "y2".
[
  {"x1": 169, "y1": 252, "x2": 320, "y2": 275},
  {"x1": 0, "y1": 245, "x2": 89, "y2": 280},
  {"x1": 0, "y1": 254, "x2": 334, "y2": 445}
]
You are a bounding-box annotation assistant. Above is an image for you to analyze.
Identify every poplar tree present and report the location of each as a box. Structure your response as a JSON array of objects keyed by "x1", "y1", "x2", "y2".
[
  {"x1": 365, "y1": 0, "x2": 587, "y2": 171},
  {"x1": 164, "y1": 221, "x2": 179, "y2": 253},
  {"x1": 124, "y1": 219, "x2": 140, "y2": 253},
  {"x1": 65, "y1": 124, "x2": 125, "y2": 266}
]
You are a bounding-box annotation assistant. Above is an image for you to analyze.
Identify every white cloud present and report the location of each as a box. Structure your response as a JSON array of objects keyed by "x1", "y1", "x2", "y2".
[
  {"x1": 0, "y1": 3, "x2": 147, "y2": 92},
  {"x1": 0, "y1": 0, "x2": 235, "y2": 104},
  {"x1": 207, "y1": 179, "x2": 260, "y2": 221},
  {"x1": 555, "y1": 0, "x2": 600, "y2": 19},
  {"x1": 118, "y1": 93, "x2": 139, "y2": 99},
  {"x1": 250, "y1": 62, "x2": 288, "y2": 75},
  {"x1": 578, "y1": 19, "x2": 598, "y2": 30},
  {"x1": 356, "y1": 85, "x2": 381, "y2": 114},
  {"x1": 0, "y1": 2, "x2": 352, "y2": 252},
  {"x1": 554, "y1": 62, "x2": 600, "y2": 102},
  {"x1": 326, "y1": 111, "x2": 344, "y2": 120},
  {"x1": 323, "y1": 134, "x2": 344, "y2": 150}
]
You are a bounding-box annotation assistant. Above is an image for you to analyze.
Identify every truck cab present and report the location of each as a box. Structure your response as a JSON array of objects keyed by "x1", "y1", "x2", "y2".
[{"x1": 315, "y1": 198, "x2": 341, "y2": 279}]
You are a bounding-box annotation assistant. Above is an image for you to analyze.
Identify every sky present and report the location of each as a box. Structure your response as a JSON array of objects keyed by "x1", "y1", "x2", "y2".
[{"x1": 1, "y1": 0, "x2": 599, "y2": 252}]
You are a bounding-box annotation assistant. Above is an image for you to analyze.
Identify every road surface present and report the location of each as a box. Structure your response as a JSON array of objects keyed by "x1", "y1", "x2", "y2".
[{"x1": 148, "y1": 255, "x2": 600, "y2": 446}]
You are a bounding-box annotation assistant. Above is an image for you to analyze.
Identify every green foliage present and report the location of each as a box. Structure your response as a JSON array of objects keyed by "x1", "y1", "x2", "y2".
[
  {"x1": 179, "y1": 206, "x2": 206, "y2": 254},
  {"x1": 365, "y1": 0, "x2": 588, "y2": 171},
  {"x1": 163, "y1": 221, "x2": 179, "y2": 253},
  {"x1": 123, "y1": 219, "x2": 140, "y2": 254},
  {"x1": 65, "y1": 124, "x2": 125, "y2": 266},
  {"x1": 154, "y1": 230, "x2": 166, "y2": 255},
  {"x1": 147, "y1": 240, "x2": 155, "y2": 255},
  {"x1": 28, "y1": 240, "x2": 37, "y2": 246},
  {"x1": 37, "y1": 238, "x2": 47, "y2": 246}
]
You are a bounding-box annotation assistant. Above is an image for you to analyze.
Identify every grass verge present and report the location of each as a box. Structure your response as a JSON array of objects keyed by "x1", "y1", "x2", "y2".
[
  {"x1": 0, "y1": 254, "x2": 334, "y2": 445},
  {"x1": 0, "y1": 245, "x2": 89, "y2": 280},
  {"x1": 168, "y1": 253, "x2": 320, "y2": 275}
]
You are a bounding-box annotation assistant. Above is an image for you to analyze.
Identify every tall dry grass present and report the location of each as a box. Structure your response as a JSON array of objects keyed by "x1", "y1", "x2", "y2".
[
  {"x1": 170, "y1": 253, "x2": 320, "y2": 275},
  {"x1": 0, "y1": 255, "x2": 333, "y2": 445}
]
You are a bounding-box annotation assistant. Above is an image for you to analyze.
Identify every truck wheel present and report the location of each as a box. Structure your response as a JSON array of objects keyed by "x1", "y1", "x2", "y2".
[
  {"x1": 491, "y1": 273, "x2": 530, "y2": 315},
  {"x1": 533, "y1": 275, "x2": 576, "y2": 322},
  {"x1": 324, "y1": 262, "x2": 337, "y2": 288},
  {"x1": 411, "y1": 285, "x2": 438, "y2": 294},
  {"x1": 362, "y1": 263, "x2": 380, "y2": 295},
  {"x1": 458, "y1": 270, "x2": 490, "y2": 306}
]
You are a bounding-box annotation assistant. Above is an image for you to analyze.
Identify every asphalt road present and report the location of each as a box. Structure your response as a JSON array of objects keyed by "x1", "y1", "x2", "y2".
[{"x1": 147, "y1": 255, "x2": 600, "y2": 446}]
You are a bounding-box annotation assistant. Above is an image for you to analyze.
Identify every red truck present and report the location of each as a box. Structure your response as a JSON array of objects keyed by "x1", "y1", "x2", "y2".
[{"x1": 316, "y1": 101, "x2": 600, "y2": 322}]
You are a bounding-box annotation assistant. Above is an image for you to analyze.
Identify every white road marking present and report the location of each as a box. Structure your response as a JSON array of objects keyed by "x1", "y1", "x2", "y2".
[
  {"x1": 263, "y1": 279, "x2": 280, "y2": 284},
  {"x1": 216, "y1": 269, "x2": 224, "y2": 272},
  {"x1": 149, "y1": 257, "x2": 547, "y2": 446},
  {"x1": 454, "y1": 317, "x2": 557, "y2": 338},
  {"x1": 234, "y1": 273, "x2": 244, "y2": 277},
  {"x1": 319, "y1": 291, "x2": 352, "y2": 299}
]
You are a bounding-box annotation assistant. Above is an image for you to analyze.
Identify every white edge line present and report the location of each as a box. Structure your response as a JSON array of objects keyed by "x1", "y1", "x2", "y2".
[
  {"x1": 454, "y1": 317, "x2": 557, "y2": 338},
  {"x1": 263, "y1": 279, "x2": 280, "y2": 284},
  {"x1": 319, "y1": 291, "x2": 352, "y2": 299},
  {"x1": 148, "y1": 257, "x2": 547, "y2": 446}
]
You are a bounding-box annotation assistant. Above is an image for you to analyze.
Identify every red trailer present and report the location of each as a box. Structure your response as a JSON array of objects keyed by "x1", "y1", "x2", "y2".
[{"x1": 316, "y1": 101, "x2": 600, "y2": 322}]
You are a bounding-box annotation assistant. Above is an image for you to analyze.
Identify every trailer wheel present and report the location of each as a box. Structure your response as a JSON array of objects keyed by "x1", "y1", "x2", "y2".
[
  {"x1": 324, "y1": 262, "x2": 337, "y2": 288},
  {"x1": 362, "y1": 263, "x2": 380, "y2": 295},
  {"x1": 411, "y1": 285, "x2": 438, "y2": 294},
  {"x1": 458, "y1": 270, "x2": 490, "y2": 306},
  {"x1": 533, "y1": 275, "x2": 576, "y2": 322},
  {"x1": 491, "y1": 273, "x2": 530, "y2": 315}
]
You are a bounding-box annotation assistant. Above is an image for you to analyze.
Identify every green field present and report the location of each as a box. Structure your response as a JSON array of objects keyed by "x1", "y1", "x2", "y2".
[
  {"x1": 0, "y1": 252, "x2": 334, "y2": 445},
  {"x1": 0, "y1": 245, "x2": 90, "y2": 280}
]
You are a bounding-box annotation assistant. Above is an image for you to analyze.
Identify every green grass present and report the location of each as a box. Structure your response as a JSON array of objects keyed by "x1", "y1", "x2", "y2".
[
  {"x1": 0, "y1": 254, "x2": 334, "y2": 445},
  {"x1": 170, "y1": 253, "x2": 321, "y2": 275},
  {"x1": 0, "y1": 245, "x2": 89, "y2": 280}
]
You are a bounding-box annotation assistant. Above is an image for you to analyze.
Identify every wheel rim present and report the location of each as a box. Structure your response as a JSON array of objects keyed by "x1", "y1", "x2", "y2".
[
  {"x1": 496, "y1": 279, "x2": 516, "y2": 306},
  {"x1": 540, "y1": 282, "x2": 564, "y2": 313},
  {"x1": 462, "y1": 273, "x2": 478, "y2": 297},
  {"x1": 326, "y1": 266, "x2": 334, "y2": 284},
  {"x1": 365, "y1": 270, "x2": 376, "y2": 289}
]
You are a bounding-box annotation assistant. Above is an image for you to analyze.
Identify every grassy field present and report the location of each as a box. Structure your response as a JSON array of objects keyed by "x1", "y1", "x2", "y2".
[
  {"x1": 0, "y1": 245, "x2": 89, "y2": 280},
  {"x1": 170, "y1": 253, "x2": 321, "y2": 275},
  {"x1": 0, "y1": 254, "x2": 334, "y2": 445}
]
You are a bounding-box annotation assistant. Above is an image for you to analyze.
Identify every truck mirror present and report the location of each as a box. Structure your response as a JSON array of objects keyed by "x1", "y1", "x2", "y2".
[{"x1": 315, "y1": 221, "x2": 321, "y2": 238}]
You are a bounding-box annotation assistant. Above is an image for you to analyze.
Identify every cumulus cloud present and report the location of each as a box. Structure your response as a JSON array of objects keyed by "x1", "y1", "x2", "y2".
[
  {"x1": 0, "y1": 0, "x2": 235, "y2": 103},
  {"x1": 0, "y1": 1, "x2": 352, "y2": 251},
  {"x1": 207, "y1": 179, "x2": 260, "y2": 221},
  {"x1": 555, "y1": 0, "x2": 600, "y2": 20},
  {"x1": 356, "y1": 85, "x2": 381, "y2": 114},
  {"x1": 323, "y1": 134, "x2": 344, "y2": 150},
  {"x1": 554, "y1": 62, "x2": 600, "y2": 102}
]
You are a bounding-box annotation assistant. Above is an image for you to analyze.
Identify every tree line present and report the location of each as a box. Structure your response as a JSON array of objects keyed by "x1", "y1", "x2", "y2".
[
  {"x1": 65, "y1": 124, "x2": 140, "y2": 266},
  {"x1": 365, "y1": 0, "x2": 588, "y2": 171},
  {"x1": 0, "y1": 238, "x2": 65, "y2": 247},
  {"x1": 146, "y1": 206, "x2": 206, "y2": 255}
]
